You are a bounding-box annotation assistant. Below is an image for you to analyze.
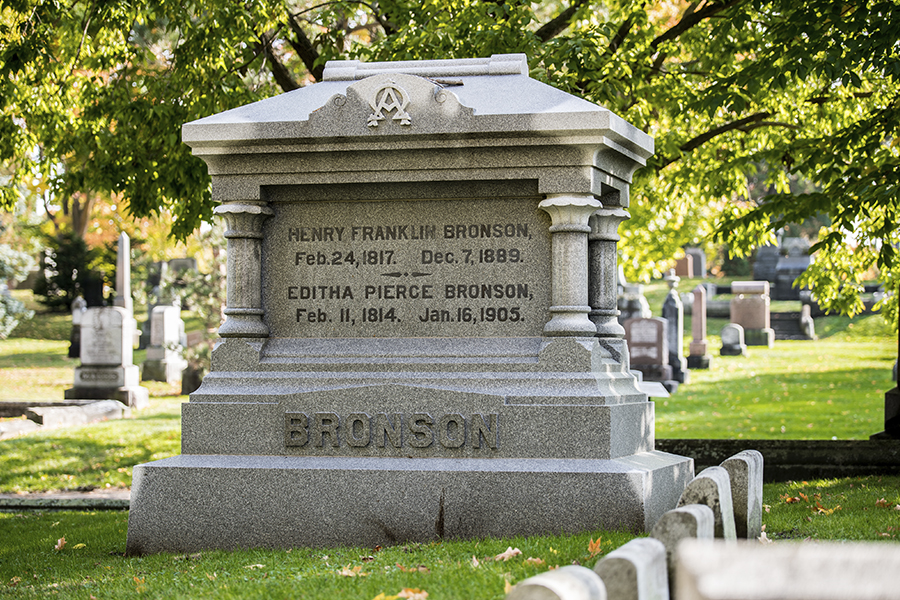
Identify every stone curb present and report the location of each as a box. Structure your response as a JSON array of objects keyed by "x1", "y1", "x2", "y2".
[
  {"x1": 0, "y1": 491, "x2": 130, "y2": 511},
  {"x1": 657, "y1": 438, "x2": 900, "y2": 481}
]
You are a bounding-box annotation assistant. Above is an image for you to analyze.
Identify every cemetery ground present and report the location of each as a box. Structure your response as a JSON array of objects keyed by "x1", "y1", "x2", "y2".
[{"x1": 1, "y1": 287, "x2": 899, "y2": 598}]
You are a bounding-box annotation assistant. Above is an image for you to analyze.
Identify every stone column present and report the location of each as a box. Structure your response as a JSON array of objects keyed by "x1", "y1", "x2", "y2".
[
  {"x1": 215, "y1": 202, "x2": 274, "y2": 338},
  {"x1": 588, "y1": 207, "x2": 629, "y2": 339},
  {"x1": 688, "y1": 284, "x2": 710, "y2": 369},
  {"x1": 539, "y1": 194, "x2": 602, "y2": 337},
  {"x1": 113, "y1": 233, "x2": 133, "y2": 312}
]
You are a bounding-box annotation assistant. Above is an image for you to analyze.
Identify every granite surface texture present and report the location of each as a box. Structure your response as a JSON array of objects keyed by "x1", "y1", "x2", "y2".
[
  {"x1": 126, "y1": 54, "x2": 690, "y2": 554},
  {"x1": 126, "y1": 452, "x2": 691, "y2": 554},
  {"x1": 593, "y1": 537, "x2": 669, "y2": 600}
]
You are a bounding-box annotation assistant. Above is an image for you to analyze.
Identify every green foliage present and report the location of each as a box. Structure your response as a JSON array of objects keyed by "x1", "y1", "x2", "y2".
[
  {"x1": 32, "y1": 231, "x2": 102, "y2": 311},
  {"x1": 2, "y1": 0, "x2": 898, "y2": 324}
]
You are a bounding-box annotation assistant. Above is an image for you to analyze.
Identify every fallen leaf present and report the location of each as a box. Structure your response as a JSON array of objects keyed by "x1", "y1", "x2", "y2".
[
  {"x1": 339, "y1": 565, "x2": 369, "y2": 577},
  {"x1": 244, "y1": 564, "x2": 266, "y2": 570},
  {"x1": 396, "y1": 563, "x2": 429, "y2": 573},
  {"x1": 361, "y1": 555, "x2": 376, "y2": 562},
  {"x1": 54, "y1": 537, "x2": 66, "y2": 551},
  {"x1": 524, "y1": 557, "x2": 545, "y2": 566},
  {"x1": 549, "y1": 547, "x2": 558, "y2": 555},
  {"x1": 72, "y1": 543, "x2": 86, "y2": 550},
  {"x1": 504, "y1": 580, "x2": 514, "y2": 593},
  {"x1": 470, "y1": 556, "x2": 480, "y2": 568},
  {"x1": 876, "y1": 498, "x2": 892, "y2": 508},
  {"x1": 799, "y1": 492, "x2": 809, "y2": 502},
  {"x1": 8, "y1": 576, "x2": 21, "y2": 587},
  {"x1": 758, "y1": 531, "x2": 773, "y2": 544},
  {"x1": 398, "y1": 588, "x2": 428, "y2": 599},
  {"x1": 494, "y1": 547, "x2": 522, "y2": 561},
  {"x1": 205, "y1": 573, "x2": 217, "y2": 581},
  {"x1": 371, "y1": 594, "x2": 399, "y2": 600},
  {"x1": 588, "y1": 537, "x2": 603, "y2": 558}
]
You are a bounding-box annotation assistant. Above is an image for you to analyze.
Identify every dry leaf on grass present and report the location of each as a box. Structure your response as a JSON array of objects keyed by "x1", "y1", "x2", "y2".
[
  {"x1": 244, "y1": 564, "x2": 265, "y2": 570},
  {"x1": 470, "y1": 556, "x2": 480, "y2": 568},
  {"x1": 494, "y1": 547, "x2": 522, "y2": 561},
  {"x1": 54, "y1": 537, "x2": 66, "y2": 551},
  {"x1": 396, "y1": 563, "x2": 429, "y2": 573},
  {"x1": 524, "y1": 557, "x2": 545, "y2": 566},
  {"x1": 397, "y1": 588, "x2": 428, "y2": 599},
  {"x1": 875, "y1": 498, "x2": 892, "y2": 508},
  {"x1": 339, "y1": 565, "x2": 369, "y2": 577},
  {"x1": 588, "y1": 537, "x2": 603, "y2": 557}
]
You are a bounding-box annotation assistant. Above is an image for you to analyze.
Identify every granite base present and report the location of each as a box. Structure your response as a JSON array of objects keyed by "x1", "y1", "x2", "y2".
[
  {"x1": 686, "y1": 355, "x2": 710, "y2": 370},
  {"x1": 125, "y1": 452, "x2": 693, "y2": 555},
  {"x1": 744, "y1": 328, "x2": 775, "y2": 347}
]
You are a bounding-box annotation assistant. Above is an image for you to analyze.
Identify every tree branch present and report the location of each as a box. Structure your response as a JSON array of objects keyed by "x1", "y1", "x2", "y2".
[
  {"x1": 657, "y1": 111, "x2": 771, "y2": 169},
  {"x1": 286, "y1": 17, "x2": 324, "y2": 82},
  {"x1": 649, "y1": 0, "x2": 743, "y2": 51},
  {"x1": 535, "y1": 0, "x2": 590, "y2": 42},
  {"x1": 255, "y1": 32, "x2": 300, "y2": 92}
]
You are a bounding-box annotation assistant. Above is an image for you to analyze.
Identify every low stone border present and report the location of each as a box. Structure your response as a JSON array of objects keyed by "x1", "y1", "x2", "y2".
[
  {"x1": 657, "y1": 438, "x2": 900, "y2": 482},
  {"x1": 0, "y1": 490, "x2": 130, "y2": 511},
  {"x1": 0, "y1": 400, "x2": 130, "y2": 439}
]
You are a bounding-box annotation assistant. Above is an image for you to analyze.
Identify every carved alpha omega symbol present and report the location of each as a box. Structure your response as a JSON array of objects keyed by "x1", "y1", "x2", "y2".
[{"x1": 367, "y1": 81, "x2": 411, "y2": 127}]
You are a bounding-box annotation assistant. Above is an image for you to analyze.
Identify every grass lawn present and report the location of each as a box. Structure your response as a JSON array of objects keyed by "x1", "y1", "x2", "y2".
[
  {"x1": 0, "y1": 477, "x2": 898, "y2": 599},
  {"x1": 1, "y1": 287, "x2": 898, "y2": 598}
]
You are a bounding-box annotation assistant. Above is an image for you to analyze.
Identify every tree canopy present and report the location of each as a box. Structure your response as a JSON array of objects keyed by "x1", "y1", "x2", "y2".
[{"x1": 2, "y1": 0, "x2": 898, "y2": 323}]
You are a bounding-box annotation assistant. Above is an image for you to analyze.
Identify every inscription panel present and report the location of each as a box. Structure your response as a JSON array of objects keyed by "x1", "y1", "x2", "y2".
[{"x1": 263, "y1": 198, "x2": 552, "y2": 338}]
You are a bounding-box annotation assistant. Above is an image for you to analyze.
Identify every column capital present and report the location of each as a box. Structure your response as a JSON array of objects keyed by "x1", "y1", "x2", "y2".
[
  {"x1": 214, "y1": 202, "x2": 275, "y2": 239},
  {"x1": 539, "y1": 194, "x2": 601, "y2": 233},
  {"x1": 588, "y1": 207, "x2": 630, "y2": 242}
]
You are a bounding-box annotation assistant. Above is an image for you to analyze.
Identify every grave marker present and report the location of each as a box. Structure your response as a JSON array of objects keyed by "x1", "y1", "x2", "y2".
[
  {"x1": 687, "y1": 285, "x2": 710, "y2": 369},
  {"x1": 730, "y1": 281, "x2": 774, "y2": 347},
  {"x1": 142, "y1": 305, "x2": 187, "y2": 383},
  {"x1": 125, "y1": 54, "x2": 692, "y2": 554},
  {"x1": 65, "y1": 234, "x2": 147, "y2": 407},
  {"x1": 662, "y1": 270, "x2": 688, "y2": 384}
]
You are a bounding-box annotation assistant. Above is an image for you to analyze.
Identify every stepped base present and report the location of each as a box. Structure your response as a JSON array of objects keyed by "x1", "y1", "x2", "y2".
[{"x1": 126, "y1": 452, "x2": 693, "y2": 554}]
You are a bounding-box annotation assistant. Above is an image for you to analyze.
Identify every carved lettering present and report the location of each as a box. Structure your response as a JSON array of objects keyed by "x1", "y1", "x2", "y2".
[
  {"x1": 374, "y1": 413, "x2": 403, "y2": 448},
  {"x1": 283, "y1": 411, "x2": 500, "y2": 451},
  {"x1": 284, "y1": 412, "x2": 309, "y2": 447},
  {"x1": 438, "y1": 413, "x2": 466, "y2": 448},
  {"x1": 472, "y1": 413, "x2": 499, "y2": 449},
  {"x1": 408, "y1": 413, "x2": 434, "y2": 448},
  {"x1": 313, "y1": 412, "x2": 340, "y2": 447},
  {"x1": 346, "y1": 412, "x2": 371, "y2": 447}
]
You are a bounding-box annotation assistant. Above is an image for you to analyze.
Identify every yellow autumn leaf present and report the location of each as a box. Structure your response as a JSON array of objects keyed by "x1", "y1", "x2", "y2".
[
  {"x1": 494, "y1": 547, "x2": 522, "y2": 561},
  {"x1": 339, "y1": 565, "x2": 368, "y2": 577},
  {"x1": 371, "y1": 594, "x2": 399, "y2": 600},
  {"x1": 398, "y1": 588, "x2": 428, "y2": 600},
  {"x1": 72, "y1": 543, "x2": 86, "y2": 550},
  {"x1": 504, "y1": 580, "x2": 514, "y2": 593}
]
